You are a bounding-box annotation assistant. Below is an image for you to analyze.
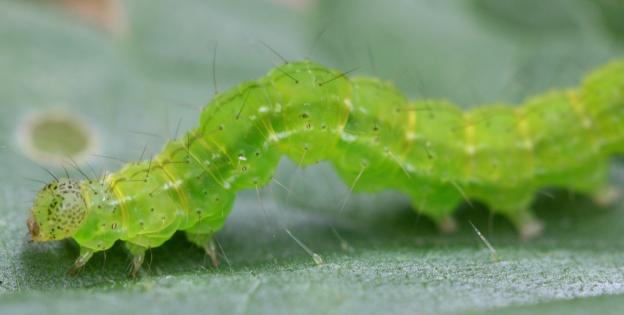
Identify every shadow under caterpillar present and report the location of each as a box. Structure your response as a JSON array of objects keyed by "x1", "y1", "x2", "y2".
[{"x1": 26, "y1": 59, "x2": 624, "y2": 276}]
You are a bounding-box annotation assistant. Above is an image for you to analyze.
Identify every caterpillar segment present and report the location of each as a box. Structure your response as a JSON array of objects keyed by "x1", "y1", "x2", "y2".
[{"x1": 26, "y1": 59, "x2": 624, "y2": 274}]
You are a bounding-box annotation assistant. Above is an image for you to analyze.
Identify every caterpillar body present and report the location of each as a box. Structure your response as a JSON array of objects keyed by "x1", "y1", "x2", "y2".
[{"x1": 27, "y1": 60, "x2": 624, "y2": 275}]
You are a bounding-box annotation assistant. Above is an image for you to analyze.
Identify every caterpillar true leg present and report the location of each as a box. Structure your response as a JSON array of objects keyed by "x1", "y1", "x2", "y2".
[
  {"x1": 125, "y1": 242, "x2": 147, "y2": 277},
  {"x1": 186, "y1": 232, "x2": 219, "y2": 267},
  {"x1": 68, "y1": 247, "x2": 94, "y2": 276}
]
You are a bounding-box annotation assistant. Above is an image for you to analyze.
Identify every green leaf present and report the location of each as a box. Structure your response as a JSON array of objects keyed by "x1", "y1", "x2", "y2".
[{"x1": 1, "y1": 0, "x2": 623, "y2": 314}]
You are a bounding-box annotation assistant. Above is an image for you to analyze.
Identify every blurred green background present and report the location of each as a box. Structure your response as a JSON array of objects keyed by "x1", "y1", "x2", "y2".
[{"x1": 1, "y1": 0, "x2": 624, "y2": 314}]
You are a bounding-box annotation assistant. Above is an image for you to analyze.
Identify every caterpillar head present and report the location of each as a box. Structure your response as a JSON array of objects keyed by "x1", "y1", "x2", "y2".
[{"x1": 27, "y1": 178, "x2": 87, "y2": 242}]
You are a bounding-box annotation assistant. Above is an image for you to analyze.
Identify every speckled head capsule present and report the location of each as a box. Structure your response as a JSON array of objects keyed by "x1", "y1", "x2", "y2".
[{"x1": 28, "y1": 178, "x2": 87, "y2": 241}]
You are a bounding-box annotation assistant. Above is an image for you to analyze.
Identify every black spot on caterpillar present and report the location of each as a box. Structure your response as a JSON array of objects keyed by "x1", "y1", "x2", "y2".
[{"x1": 26, "y1": 59, "x2": 624, "y2": 276}]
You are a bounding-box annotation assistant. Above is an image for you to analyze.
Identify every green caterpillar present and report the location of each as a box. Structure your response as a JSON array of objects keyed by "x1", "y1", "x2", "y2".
[{"x1": 27, "y1": 59, "x2": 624, "y2": 276}]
